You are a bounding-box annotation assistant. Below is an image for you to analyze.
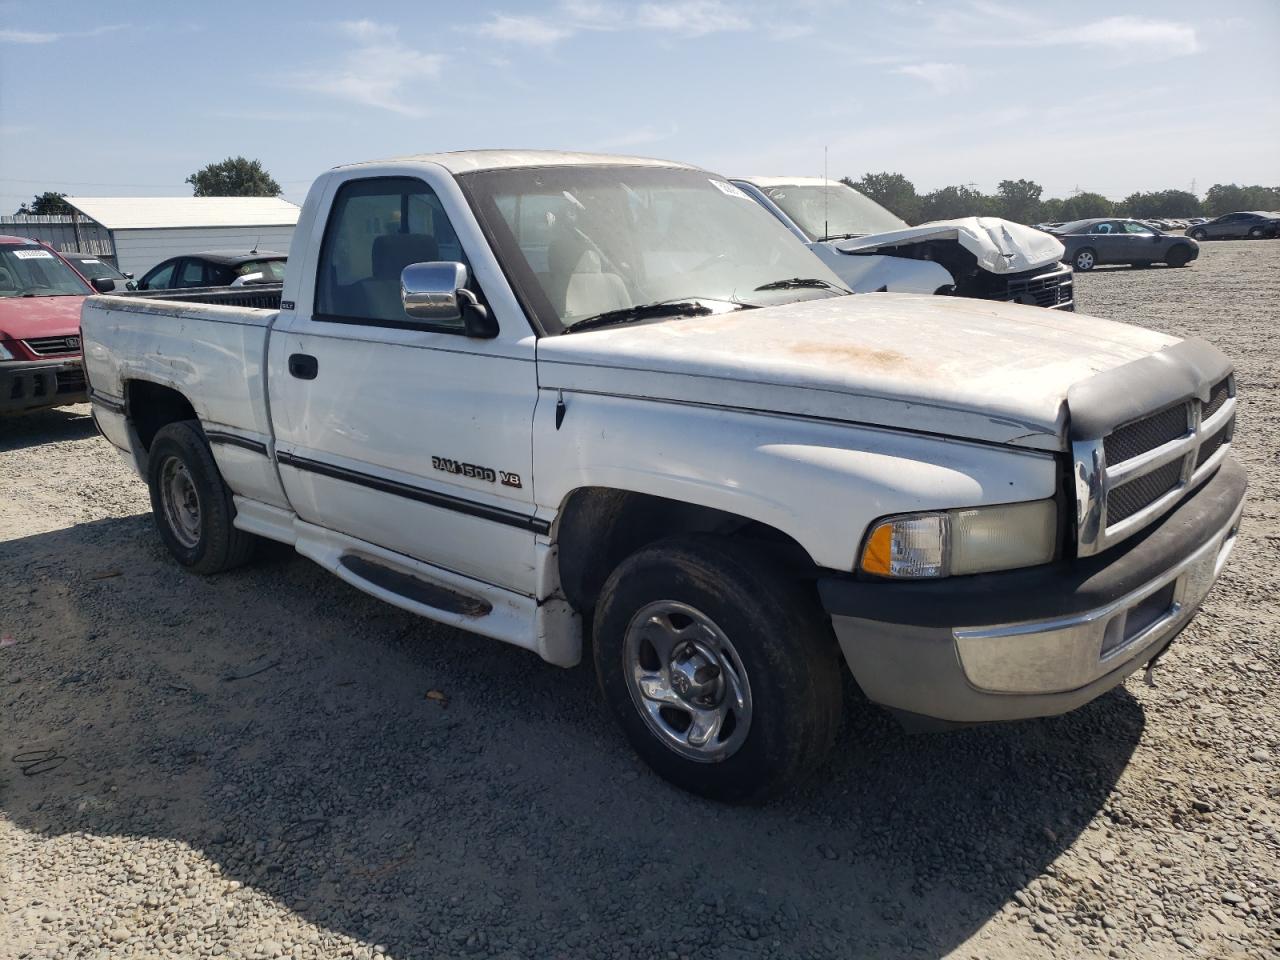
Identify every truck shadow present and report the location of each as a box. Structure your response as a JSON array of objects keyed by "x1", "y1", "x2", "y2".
[
  {"x1": 0, "y1": 404, "x2": 97, "y2": 452},
  {"x1": 2, "y1": 517, "x2": 1144, "y2": 958}
]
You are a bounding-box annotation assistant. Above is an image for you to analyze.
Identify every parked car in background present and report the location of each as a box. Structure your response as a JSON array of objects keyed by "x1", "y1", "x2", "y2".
[
  {"x1": 1048, "y1": 218, "x2": 1199, "y2": 271},
  {"x1": 0, "y1": 236, "x2": 92, "y2": 414},
  {"x1": 1187, "y1": 212, "x2": 1280, "y2": 241},
  {"x1": 61, "y1": 251, "x2": 137, "y2": 291},
  {"x1": 732, "y1": 177, "x2": 1074, "y2": 309},
  {"x1": 137, "y1": 250, "x2": 287, "y2": 291}
]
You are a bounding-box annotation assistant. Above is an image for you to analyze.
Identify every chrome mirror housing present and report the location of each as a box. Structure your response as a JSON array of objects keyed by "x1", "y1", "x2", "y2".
[{"x1": 401, "y1": 261, "x2": 469, "y2": 321}]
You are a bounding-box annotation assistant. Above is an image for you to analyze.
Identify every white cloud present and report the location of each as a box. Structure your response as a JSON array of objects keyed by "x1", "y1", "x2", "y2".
[
  {"x1": 475, "y1": 14, "x2": 573, "y2": 46},
  {"x1": 290, "y1": 20, "x2": 444, "y2": 116},
  {"x1": 592, "y1": 124, "x2": 680, "y2": 149},
  {"x1": 1059, "y1": 16, "x2": 1199, "y2": 56},
  {"x1": 893, "y1": 62, "x2": 969, "y2": 94},
  {"x1": 472, "y1": 0, "x2": 749, "y2": 46},
  {"x1": 0, "y1": 24, "x2": 125, "y2": 44},
  {"x1": 634, "y1": 1, "x2": 750, "y2": 36}
]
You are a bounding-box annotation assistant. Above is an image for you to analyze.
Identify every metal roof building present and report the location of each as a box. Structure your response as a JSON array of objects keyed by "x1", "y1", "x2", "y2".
[{"x1": 62, "y1": 196, "x2": 300, "y2": 277}]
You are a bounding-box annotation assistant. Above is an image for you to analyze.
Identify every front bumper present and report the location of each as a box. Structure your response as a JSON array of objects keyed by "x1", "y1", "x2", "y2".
[
  {"x1": 818, "y1": 458, "x2": 1246, "y2": 725},
  {"x1": 0, "y1": 358, "x2": 88, "y2": 414}
]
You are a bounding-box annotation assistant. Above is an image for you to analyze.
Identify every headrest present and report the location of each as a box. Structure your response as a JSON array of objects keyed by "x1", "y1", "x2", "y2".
[{"x1": 372, "y1": 233, "x2": 439, "y2": 280}]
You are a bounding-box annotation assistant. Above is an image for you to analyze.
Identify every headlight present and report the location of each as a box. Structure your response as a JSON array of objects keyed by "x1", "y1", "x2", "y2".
[
  {"x1": 860, "y1": 500, "x2": 1057, "y2": 579},
  {"x1": 0, "y1": 341, "x2": 16, "y2": 361}
]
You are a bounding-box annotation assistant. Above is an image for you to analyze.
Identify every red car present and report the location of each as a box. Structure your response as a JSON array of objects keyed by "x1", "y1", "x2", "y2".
[{"x1": 0, "y1": 235, "x2": 104, "y2": 414}]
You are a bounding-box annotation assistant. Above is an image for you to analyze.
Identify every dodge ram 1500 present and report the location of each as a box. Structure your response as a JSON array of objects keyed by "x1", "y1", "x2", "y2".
[{"x1": 81, "y1": 150, "x2": 1245, "y2": 801}]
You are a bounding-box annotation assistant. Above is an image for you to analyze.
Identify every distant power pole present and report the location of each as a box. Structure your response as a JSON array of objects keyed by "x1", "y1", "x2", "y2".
[{"x1": 1190, "y1": 177, "x2": 1197, "y2": 196}]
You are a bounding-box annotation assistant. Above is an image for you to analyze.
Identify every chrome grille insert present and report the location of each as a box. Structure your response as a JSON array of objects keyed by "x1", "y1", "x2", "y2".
[
  {"x1": 24, "y1": 335, "x2": 82, "y2": 356},
  {"x1": 1074, "y1": 374, "x2": 1235, "y2": 558}
]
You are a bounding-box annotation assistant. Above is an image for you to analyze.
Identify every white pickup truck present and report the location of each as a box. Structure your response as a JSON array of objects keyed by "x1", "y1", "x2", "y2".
[
  {"x1": 82, "y1": 150, "x2": 1246, "y2": 801},
  {"x1": 732, "y1": 177, "x2": 1075, "y2": 309}
]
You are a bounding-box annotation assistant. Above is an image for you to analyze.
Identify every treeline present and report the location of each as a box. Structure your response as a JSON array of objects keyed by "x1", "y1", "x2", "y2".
[{"x1": 841, "y1": 174, "x2": 1280, "y2": 226}]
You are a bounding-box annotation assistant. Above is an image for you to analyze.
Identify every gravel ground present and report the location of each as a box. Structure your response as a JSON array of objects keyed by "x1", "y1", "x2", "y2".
[{"x1": 2, "y1": 240, "x2": 1277, "y2": 960}]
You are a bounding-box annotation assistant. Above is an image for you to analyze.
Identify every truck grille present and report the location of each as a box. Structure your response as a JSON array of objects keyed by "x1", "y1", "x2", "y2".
[
  {"x1": 1075, "y1": 375, "x2": 1235, "y2": 556},
  {"x1": 1107, "y1": 459, "x2": 1185, "y2": 524},
  {"x1": 24, "y1": 335, "x2": 82, "y2": 356},
  {"x1": 1004, "y1": 269, "x2": 1074, "y2": 310},
  {"x1": 1104, "y1": 403, "x2": 1190, "y2": 464}
]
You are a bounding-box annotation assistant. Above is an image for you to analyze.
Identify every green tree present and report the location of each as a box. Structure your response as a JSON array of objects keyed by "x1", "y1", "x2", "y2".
[
  {"x1": 1122, "y1": 189, "x2": 1201, "y2": 218},
  {"x1": 1203, "y1": 183, "x2": 1280, "y2": 216},
  {"x1": 186, "y1": 157, "x2": 282, "y2": 197},
  {"x1": 1057, "y1": 192, "x2": 1114, "y2": 221},
  {"x1": 18, "y1": 191, "x2": 72, "y2": 215},
  {"x1": 1037, "y1": 197, "x2": 1067, "y2": 223},
  {"x1": 844, "y1": 172, "x2": 920, "y2": 223},
  {"x1": 917, "y1": 184, "x2": 995, "y2": 221},
  {"x1": 994, "y1": 179, "x2": 1043, "y2": 224}
]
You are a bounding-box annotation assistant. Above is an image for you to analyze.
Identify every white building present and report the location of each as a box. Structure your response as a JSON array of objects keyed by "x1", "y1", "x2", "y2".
[{"x1": 62, "y1": 196, "x2": 301, "y2": 278}]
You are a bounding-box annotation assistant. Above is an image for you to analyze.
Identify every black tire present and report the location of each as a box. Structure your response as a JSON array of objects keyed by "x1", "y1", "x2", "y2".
[
  {"x1": 1073, "y1": 247, "x2": 1097, "y2": 271},
  {"x1": 592, "y1": 535, "x2": 843, "y2": 803},
  {"x1": 1248, "y1": 226, "x2": 1264, "y2": 239},
  {"x1": 146, "y1": 420, "x2": 255, "y2": 574},
  {"x1": 1189, "y1": 228, "x2": 1207, "y2": 241},
  {"x1": 1165, "y1": 244, "x2": 1192, "y2": 268}
]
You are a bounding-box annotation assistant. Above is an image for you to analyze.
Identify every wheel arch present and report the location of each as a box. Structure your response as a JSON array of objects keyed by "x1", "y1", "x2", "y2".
[
  {"x1": 122, "y1": 379, "x2": 202, "y2": 473},
  {"x1": 551, "y1": 486, "x2": 820, "y2": 613}
]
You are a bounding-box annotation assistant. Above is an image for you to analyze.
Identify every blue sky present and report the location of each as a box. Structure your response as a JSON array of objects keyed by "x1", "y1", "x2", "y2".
[{"x1": 1, "y1": 0, "x2": 1277, "y2": 213}]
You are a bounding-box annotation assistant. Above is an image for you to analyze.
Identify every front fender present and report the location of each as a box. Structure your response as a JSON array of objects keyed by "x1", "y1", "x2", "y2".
[{"x1": 534, "y1": 391, "x2": 1059, "y2": 572}]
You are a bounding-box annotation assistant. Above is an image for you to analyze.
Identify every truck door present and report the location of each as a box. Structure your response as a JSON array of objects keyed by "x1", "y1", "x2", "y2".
[{"x1": 267, "y1": 174, "x2": 540, "y2": 594}]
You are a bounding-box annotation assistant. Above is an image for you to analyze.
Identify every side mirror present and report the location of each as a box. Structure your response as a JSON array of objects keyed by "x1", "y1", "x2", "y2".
[
  {"x1": 91, "y1": 276, "x2": 116, "y2": 293},
  {"x1": 123, "y1": 272, "x2": 134, "y2": 279},
  {"x1": 401, "y1": 261, "x2": 498, "y2": 338}
]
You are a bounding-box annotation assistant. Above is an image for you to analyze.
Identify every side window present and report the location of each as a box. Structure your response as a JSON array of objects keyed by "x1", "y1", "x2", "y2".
[
  {"x1": 176, "y1": 259, "x2": 206, "y2": 288},
  {"x1": 206, "y1": 264, "x2": 235, "y2": 286},
  {"x1": 143, "y1": 261, "x2": 176, "y2": 290},
  {"x1": 1090, "y1": 222, "x2": 1112, "y2": 234},
  {"x1": 315, "y1": 176, "x2": 469, "y2": 328},
  {"x1": 1124, "y1": 221, "x2": 1154, "y2": 235}
]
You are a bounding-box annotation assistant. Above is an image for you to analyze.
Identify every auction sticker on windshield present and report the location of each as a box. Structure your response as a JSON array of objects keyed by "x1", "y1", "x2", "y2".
[
  {"x1": 13, "y1": 250, "x2": 54, "y2": 259},
  {"x1": 709, "y1": 179, "x2": 751, "y2": 200}
]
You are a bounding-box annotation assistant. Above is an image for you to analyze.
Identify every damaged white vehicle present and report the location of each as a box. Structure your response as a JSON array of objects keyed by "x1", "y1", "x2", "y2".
[{"x1": 733, "y1": 176, "x2": 1074, "y2": 309}]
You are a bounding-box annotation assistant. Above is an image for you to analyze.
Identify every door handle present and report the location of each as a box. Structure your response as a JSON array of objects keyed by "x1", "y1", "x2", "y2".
[{"x1": 288, "y1": 353, "x2": 318, "y2": 380}]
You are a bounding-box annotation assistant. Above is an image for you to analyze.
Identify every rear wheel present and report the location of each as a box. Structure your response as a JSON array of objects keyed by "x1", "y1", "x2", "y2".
[
  {"x1": 147, "y1": 420, "x2": 255, "y2": 574},
  {"x1": 1073, "y1": 248, "x2": 1096, "y2": 271},
  {"x1": 593, "y1": 536, "x2": 843, "y2": 802},
  {"x1": 1189, "y1": 228, "x2": 1207, "y2": 241},
  {"x1": 1248, "y1": 226, "x2": 1265, "y2": 239},
  {"x1": 1165, "y1": 245, "x2": 1192, "y2": 268}
]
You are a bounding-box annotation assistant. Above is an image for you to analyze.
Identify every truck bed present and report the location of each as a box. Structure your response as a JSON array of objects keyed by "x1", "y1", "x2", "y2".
[
  {"x1": 123, "y1": 283, "x2": 283, "y2": 310},
  {"x1": 80, "y1": 292, "x2": 281, "y2": 485}
]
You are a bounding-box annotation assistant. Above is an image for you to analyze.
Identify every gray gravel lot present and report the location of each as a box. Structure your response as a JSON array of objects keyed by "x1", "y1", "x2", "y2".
[{"x1": 2, "y1": 241, "x2": 1277, "y2": 960}]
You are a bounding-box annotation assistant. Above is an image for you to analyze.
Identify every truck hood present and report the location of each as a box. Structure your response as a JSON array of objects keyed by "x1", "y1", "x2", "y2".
[
  {"x1": 0, "y1": 294, "x2": 86, "y2": 341},
  {"x1": 536, "y1": 293, "x2": 1175, "y2": 451},
  {"x1": 831, "y1": 217, "x2": 1065, "y2": 274}
]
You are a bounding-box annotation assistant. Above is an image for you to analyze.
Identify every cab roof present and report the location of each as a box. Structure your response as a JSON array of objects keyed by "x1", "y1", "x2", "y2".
[{"x1": 338, "y1": 149, "x2": 702, "y2": 176}]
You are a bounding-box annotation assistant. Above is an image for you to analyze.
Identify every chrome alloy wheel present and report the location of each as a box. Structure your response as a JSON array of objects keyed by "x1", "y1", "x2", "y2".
[
  {"x1": 159, "y1": 455, "x2": 202, "y2": 548},
  {"x1": 622, "y1": 600, "x2": 753, "y2": 762},
  {"x1": 1075, "y1": 250, "x2": 1095, "y2": 270}
]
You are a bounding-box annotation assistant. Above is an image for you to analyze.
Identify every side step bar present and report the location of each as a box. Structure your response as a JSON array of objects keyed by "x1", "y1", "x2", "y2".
[{"x1": 338, "y1": 554, "x2": 491, "y2": 618}]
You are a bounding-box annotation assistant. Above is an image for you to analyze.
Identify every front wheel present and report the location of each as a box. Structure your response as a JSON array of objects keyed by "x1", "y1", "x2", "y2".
[
  {"x1": 1248, "y1": 226, "x2": 1265, "y2": 239},
  {"x1": 1165, "y1": 245, "x2": 1192, "y2": 268},
  {"x1": 593, "y1": 536, "x2": 843, "y2": 802},
  {"x1": 1189, "y1": 228, "x2": 1207, "y2": 241},
  {"x1": 1073, "y1": 248, "x2": 1097, "y2": 271},
  {"x1": 147, "y1": 420, "x2": 255, "y2": 574}
]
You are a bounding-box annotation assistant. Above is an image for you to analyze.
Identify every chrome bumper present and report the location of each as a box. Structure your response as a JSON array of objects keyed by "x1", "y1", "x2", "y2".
[{"x1": 953, "y1": 501, "x2": 1241, "y2": 695}]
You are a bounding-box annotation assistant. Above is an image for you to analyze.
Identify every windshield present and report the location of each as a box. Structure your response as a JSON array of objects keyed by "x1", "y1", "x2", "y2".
[
  {"x1": 761, "y1": 182, "x2": 909, "y2": 240},
  {"x1": 0, "y1": 245, "x2": 92, "y2": 298},
  {"x1": 235, "y1": 259, "x2": 286, "y2": 282},
  {"x1": 69, "y1": 256, "x2": 128, "y2": 282},
  {"x1": 460, "y1": 165, "x2": 848, "y2": 334}
]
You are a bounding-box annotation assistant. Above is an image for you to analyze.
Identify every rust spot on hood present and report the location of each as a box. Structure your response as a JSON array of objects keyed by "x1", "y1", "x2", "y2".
[{"x1": 788, "y1": 342, "x2": 906, "y2": 369}]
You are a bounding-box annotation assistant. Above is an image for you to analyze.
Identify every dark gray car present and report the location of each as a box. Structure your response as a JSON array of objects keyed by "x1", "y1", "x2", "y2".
[
  {"x1": 1049, "y1": 218, "x2": 1199, "y2": 271},
  {"x1": 1187, "y1": 211, "x2": 1280, "y2": 241}
]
